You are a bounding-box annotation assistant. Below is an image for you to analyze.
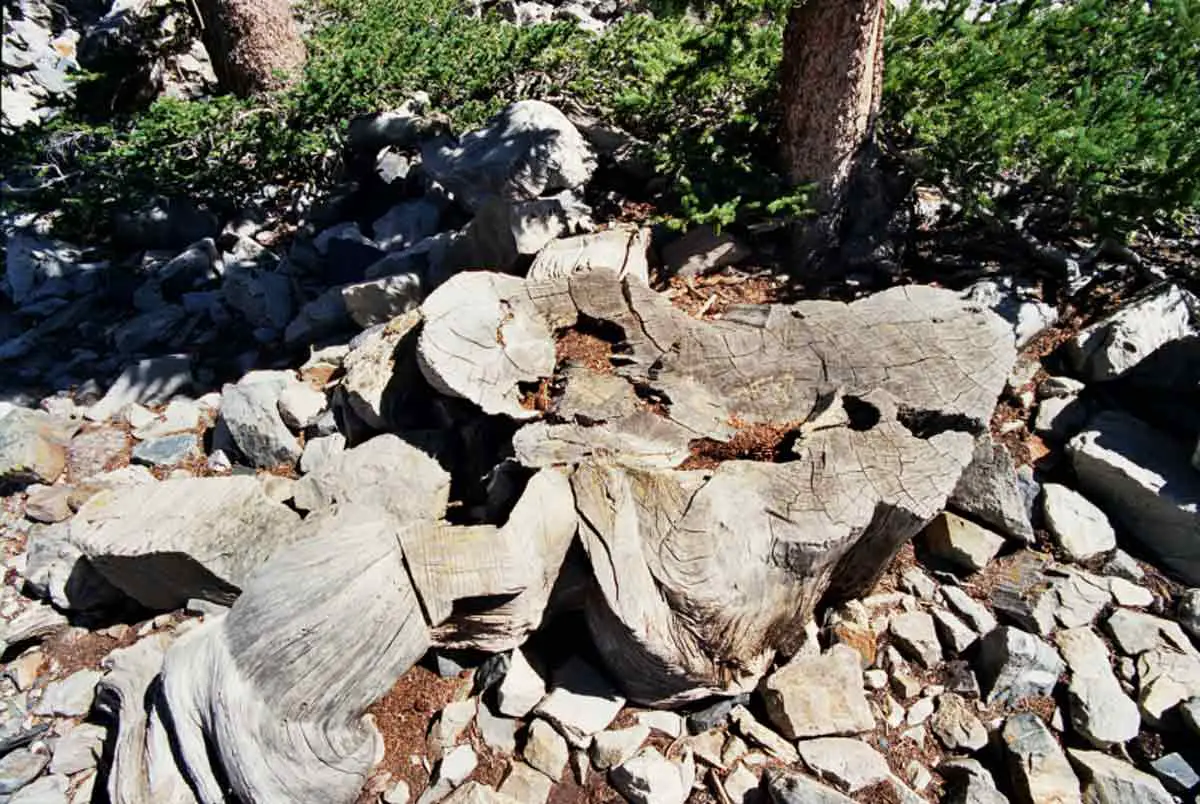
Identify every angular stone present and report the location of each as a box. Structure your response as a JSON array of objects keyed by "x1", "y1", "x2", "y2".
[
  {"x1": 1042, "y1": 484, "x2": 1116, "y2": 562},
  {"x1": 1177, "y1": 587, "x2": 1200, "y2": 640},
  {"x1": 48, "y1": 723, "x2": 106, "y2": 775},
  {"x1": 889, "y1": 611, "x2": 942, "y2": 669},
  {"x1": 0, "y1": 409, "x2": 74, "y2": 485},
  {"x1": 609, "y1": 747, "x2": 694, "y2": 804},
  {"x1": 64, "y1": 429, "x2": 131, "y2": 483},
  {"x1": 439, "y1": 782, "x2": 521, "y2": 804},
  {"x1": 0, "y1": 748, "x2": 50, "y2": 795},
  {"x1": 991, "y1": 557, "x2": 1112, "y2": 637},
  {"x1": 498, "y1": 762, "x2": 552, "y2": 804},
  {"x1": 276, "y1": 383, "x2": 327, "y2": 431},
  {"x1": 497, "y1": 649, "x2": 547, "y2": 718},
  {"x1": 932, "y1": 693, "x2": 988, "y2": 752},
  {"x1": 761, "y1": 645, "x2": 874, "y2": 740},
  {"x1": 661, "y1": 225, "x2": 750, "y2": 279},
  {"x1": 950, "y1": 436, "x2": 1037, "y2": 544},
  {"x1": 941, "y1": 586, "x2": 998, "y2": 635},
  {"x1": 476, "y1": 701, "x2": 519, "y2": 755},
  {"x1": 10, "y1": 773, "x2": 69, "y2": 803},
  {"x1": 589, "y1": 725, "x2": 650, "y2": 770},
  {"x1": 533, "y1": 658, "x2": 624, "y2": 746},
  {"x1": 977, "y1": 626, "x2": 1064, "y2": 706},
  {"x1": 1150, "y1": 753, "x2": 1199, "y2": 795},
  {"x1": 428, "y1": 699, "x2": 477, "y2": 755},
  {"x1": 921, "y1": 512, "x2": 1005, "y2": 572},
  {"x1": 524, "y1": 719, "x2": 568, "y2": 780},
  {"x1": 1107, "y1": 578, "x2": 1152, "y2": 608},
  {"x1": 85, "y1": 356, "x2": 192, "y2": 422},
  {"x1": 934, "y1": 608, "x2": 979, "y2": 655},
  {"x1": 1068, "y1": 749, "x2": 1173, "y2": 804},
  {"x1": 795, "y1": 738, "x2": 891, "y2": 794},
  {"x1": 130, "y1": 433, "x2": 198, "y2": 467},
  {"x1": 33, "y1": 669, "x2": 101, "y2": 717},
  {"x1": 341, "y1": 274, "x2": 423, "y2": 329},
  {"x1": 729, "y1": 706, "x2": 798, "y2": 764},
  {"x1": 299, "y1": 433, "x2": 345, "y2": 476},
  {"x1": 1002, "y1": 714, "x2": 1082, "y2": 804},
  {"x1": 418, "y1": 745, "x2": 477, "y2": 804},
  {"x1": 761, "y1": 768, "x2": 856, "y2": 804},
  {"x1": 1034, "y1": 396, "x2": 1089, "y2": 442},
  {"x1": 372, "y1": 198, "x2": 441, "y2": 251},
  {"x1": 1054, "y1": 628, "x2": 1139, "y2": 747},
  {"x1": 341, "y1": 311, "x2": 420, "y2": 429},
  {"x1": 69, "y1": 475, "x2": 301, "y2": 609},
  {"x1": 1067, "y1": 284, "x2": 1196, "y2": 382},
  {"x1": 1104, "y1": 608, "x2": 1197, "y2": 657},
  {"x1": 939, "y1": 759, "x2": 1009, "y2": 804},
  {"x1": 23, "y1": 485, "x2": 72, "y2": 523},
  {"x1": 1069, "y1": 411, "x2": 1200, "y2": 585},
  {"x1": 1136, "y1": 647, "x2": 1200, "y2": 725},
  {"x1": 906, "y1": 697, "x2": 935, "y2": 726},
  {"x1": 218, "y1": 377, "x2": 301, "y2": 467},
  {"x1": 635, "y1": 711, "x2": 683, "y2": 739}
]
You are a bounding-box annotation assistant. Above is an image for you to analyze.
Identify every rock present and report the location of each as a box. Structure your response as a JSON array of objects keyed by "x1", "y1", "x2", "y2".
[
  {"x1": 0, "y1": 748, "x2": 50, "y2": 795},
  {"x1": 1067, "y1": 284, "x2": 1196, "y2": 382},
  {"x1": 1042, "y1": 484, "x2": 1116, "y2": 562},
  {"x1": 423, "y1": 100, "x2": 596, "y2": 212},
  {"x1": 341, "y1": 274, "x2": 423, "y2": 328},
  {"x1": 299, "y1": 433, "x2": 345, "y2": 475},
  {"x1": 794, "y1": 738, "x2": 891, "y2": 794},
  {"x1": 729, "y1": 706, "x2": 798, "y2": 763},
  {"x1": 285, "y1": 286, "x2": 350, "y2": 346},
  {"x1": 760, "y1": 645, "x2": 874, "y2": 739},
  {"x1": 934, "y1": 608, "x2": 979, "y2": 655},
  {"x1": 277, "y1": 383, "x2": 327, "y2": 431},
  {"x1": 10, "y1": 773, "x2": 68, "y2": 803},
  {"x1": 1104, "y1": 608, "x2": 1197, "y2": 657},
  {"x1": 977, "y1": 626, "x2": 1064, "y2": 706},
  {"x1": 218, "y1": 376, "x2": 302, "y2": 467},
  {"x1": 1107, "y1": 577, "x2": 1152, "y2": 608},
  {"x1": 64, "y1": 429, "x2": 131, "y2": 482},
  {"x1": 686, "y1": 696, "x2": 746, "y2": 735},
  {"x1": 1135, "y1": 645, "x2": 1200, "y2": 725},
  {"x1": 1054, "y1": 628, "x2": 1139, "y2": 747},
  {"x1": 661, "y1": 225, "x2": 750, "y2": 278},
  {"x1": 636, "y1": 711, "x2": 683, "y2": 738},
  {"x1": 524, "y1": 719, "x2": 568, "y2": 780},
  {"x1": 1069, "y1": 411, "x2": 1200, "y2": 585},
  {"x1": 949, "y1": 436, "x2": 1036, "y2": 544},
  {"x1": 609, "y1": 747, "x2": 694, "y2": 804},
  {"x1": 1150, "y1": 753, "x2": 1198, "y2": 795},
  {"x1": 372, "y1": 199, "x2": 442, "y2": 251},
  {"x1": 899, "y1": 566, "x2": 940, "y2": 600},
  {"x1": 476, "y1": 701, "x2": 519, "y2": 754},
  {"x1": 33, "y1": 669, "x2": 101, "y2": 717},
  {"x1": 419, "y1": 745, "x2": 478, "y2": 804},
  {"x1": 1181, "y1": 698, "x2": 1200, "y2": 734},
  {"x1": 1034, "y1": 396, "x2": 1089, "y2": 441},
  {"x1": 761, "y1": 768, "x2": 857, "y2": 803},
  {"x1": 341, "y1": 311, "x2": 420, "y2": 430},
  {"x1": 921, "y1": 512, "x2": 1005, "y2": 572},
  {"x1": 130, "y1": 432, "x2": 199, "y2": 467},
  {"x1": 931, "y1": 693, "x2": 988, "y2": 752},
  {"x1": 528, "y1": 227, "x2": 651, "y2": 284},
  {"x1": 133, "y1": 399, "x2": 203, "y2": 440},
  {"x1": 429, "y1": 699, "x2": 477, "y2": 754},
  {"x1": 7, "y1": 650, "x2": 45, "y2": 691},
  {"x1": 907, "y1": 696, "x2": 935, "y2": 726},
  {"x1": 589, "y1": 725, "x2": 649, "y2": 770},
  {"x1": 498, "y1": 762, "x2": 553, "y2": 804},
  {"x1": 889, "y1": 611, "x2": 943, "y2": 669},
  {"x1": 990, "y1": 556, "x2": 1112, "y2": 637},
  {"x1": 69, "y1": 475, "x2": 301, "y2": 609},
  {"x1": 383, "y1": 780, "x2": 411, "y2": 804},
  {"x1": 723, "y1": 765, "x2": 759, "y2": 803},
  {"x1": 0, "y1": 408, "x2": 75, "y2": 486},
  {"x1": 1102, "y1": 550, "x2": 1145, "y2": 583},
  {"x1": 496, "y1": 649, "x2": 546, "y2": 718},
  {"x1": 1068, "y1": 749, "x2": 1173, "y2": 804},
  {"x1": 23, "y1": 485, "x2": 72, "y2": 523},
  {"x1": 1002, "y1": 714, "x2": 1082, "y2": 804},
  {"x1": 533, "y1": 658, "x2": 624, "y2": 745},
  {"x1": 48, "y1": 723, "x2": 106, "y2": 775},
  {"x1": 1178, "y1": 588, "x2": 1200, "y2": 640},
  {"x1": 939, "y1": 759, "x2": 1009, "y2": 804},
  {"x1": 941, "y1": 586, "x2": 998, "y2": 635}
]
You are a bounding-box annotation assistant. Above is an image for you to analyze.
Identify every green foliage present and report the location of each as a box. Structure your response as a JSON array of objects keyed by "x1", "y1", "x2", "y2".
[{"x1": 885, "y1": 0, "x2": 1200, "y2": 234}]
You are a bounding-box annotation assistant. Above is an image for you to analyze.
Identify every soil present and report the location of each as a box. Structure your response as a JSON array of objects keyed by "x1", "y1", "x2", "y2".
[
  {"x1": 556, "y1": 327, "x2": 616, "y2": 374},
  {"x1": 680, "y1": 418, "x2": 802, "y2": 470},
  {"x1": 40, "y1": 621, "x2": 144, "y2": 678},
  {"x1": 665, "y1": 271, "x2": 787, "y2": 319}
]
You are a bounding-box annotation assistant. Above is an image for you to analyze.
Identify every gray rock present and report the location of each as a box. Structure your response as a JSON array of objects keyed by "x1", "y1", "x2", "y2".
[
  {"x1": 889, "y1": 611, "x2": 942, "y2": 669},
  {"x1": 523, "y1": 719, "x2": 568, "y2": 780},
  {"x1": 1150, "y1": 753, "x2": 1199, "y2": 794},
  {"x1": 131, "y1": 433, "x2": 198, "y2": 467},
  {"x1": 528, "y1": 226, "x2": 651, "y2": 285},
  {"x1": 276, "y1": 383, "x2": 327, "y2": 431},
  {"x1": 990, "y1": 556, "x2": 1112, "y2": 637},
  {"x1": 1102, "y1": 550, "x2": 1145, "y2": 583},
  {"x1": 133, "y1": 398, "x2": 203, "y2": 440},
  {"x1": 3, "y1": 233, "x2": 83, "y2": 305},
  {"x1": 761, "y1": 645, "x2": 874, "y2": 740},
  {"x1": 0, "y1": 408, "x2": 75, "y2": 486},
  {"x1": 111, "y1": 305, "x2": 188, "y2": 353},
  {"x1": 497, "y1": 649, "x2": 546, "y2": 718},
  {"x1": 761, "y1": 768, "x2": 856, "y2": 804},
  {"x1": 661, "y1": 225, "x2": 750, "y2": 279},
  {"x1": 635, "y1": 711, "x2": 683, "y2": 739},
  {"x1": 341, "y1": 274, "x2": 422, "y2": 328},
  {"x1": 1039, "y1": 376, "x2": 1086, "y2": 399},
  {"x1": 977, "y1": 626, "x2": 1064, "y2": 706},
  {"x1": 48, "y1": 723, "x2": 106, "y2": 775},
  {"x1": 795, "y1": 738, "x2": 891, "y2": 793},
  {"x1": 1042, "y1": 484, "x2": 1116, "y2": 562},
  {"x1": 1179, "y1": 588, "x2": 1200, "y2": 640},
  {"x1": 685, "y1": 696, "x2": 747, "y2": 735},
  {"x1": 1002, "y1": 714, "x2": 1082, "y2": 804},
  {"x1": 941, "y1": 586, "x2": 998, "y2": 635},
  {"x1": 934, "y1": 608, "x2": 979, "y2": 655},
  {"x1": 590, "y1": 725, "x2": 650, "y2": 770},
  {"x1": 1068, "y1": 749, "x2": 1173, "y2": 804},
  {"x1": 1069, "y1": 411, "x2": 1200, "y2": 585},
  {"x1": 498, "y1": 762, "x2": 552, "y2": 804},
  {"x1": 218, "y1": 376, "x2": 302, "y2": 467},
  {"x1": 21, "y1": 524, "x2": 125, "y2": 613},
  {"x1": 1107, "y1": 577, "x2": 1152, "y2": 608},
  {"x1": 533, "y1": 658, "x2": 624, "y2": 746},
  {"x1": 346, "y1": 94, "x2": 436, "y2": 152},
  {"x1": 609, "y1": 747, "x2": 694, "y2": 804},
  {"x1": 1067, "y1": 284, "x2": 1197, "y2": 382},
  {"x1": 418, "y1": 744, "x2": 477, "y2": 804},
  {"x1": 949, "y1": 436, "x2": 1036, "y2": 544},
  {"x1": 10, "y1": 773, "x2": 68, "y2": 803},
  {"x1": 340, "y1": 312, "x2": 418, "y2": 430},
  {"x1": 962, "y1": 277, "x2": 1058, "y2": 349},
  {"x1": 0, "y1": 748, "x2": 50, "y2": 795},
  {"x1": 69, "y1": 475, "x2": 301, "y2": 609},
  {"x1": 383, "y1": 780, "x2": 411, "y2": 804},
  {"x1": 920, "y1": 512, "x2": 1005, "y2": 572},
  {"x1": 33, "y1": 669, "x2": 101, "y2": 717},
  {"x1": 899, "y1": 566, "x2": 940, "y2": 601},
  {"x1": 284, "y1": 286, "x2": 350, "y2": 346},
  {"x1": 372, "y1": 199, "x2": 442, "y2": 251},
  {"x1": 729, "y1": 706, "x2": 798, "y2": 763},
  {"x1": 1136, "y1": 645, "x2": 1200, "y2": 725},
  {"x1": 22, "y1": 485, "x2": 72, "y2": 524},
  {"x1": 1180, "y1": 697, "x2": 1200, "y2": 734},
  {"x1": 423, "y1": 100, "x2": 596, "y2": 212},
  {"x1": 1034, "y1": 396, "x2": 1089, "y2": 441},
  {"x1": 428, "y1": 699, "x2": 477, "y2": 755},
  {"x1": 1104, "y1": 608, "x2": 1197, "y2": 657},
  {"x1": 299, "y1": 433, "x2": 345, "y2": 476},
  {"x1": 931, "y1": 693, "x2": 988, "y2": 752},
  {"x1": 476, "y1": 701, "x2": 519, "y2": 754},
  {"x1": 1054, "y1": 628, "x2": 1139, "y2": 747}
]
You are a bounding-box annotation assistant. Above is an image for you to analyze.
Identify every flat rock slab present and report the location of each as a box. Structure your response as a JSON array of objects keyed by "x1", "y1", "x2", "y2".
[
  {"x1": 978, "y1": 626, "x2": 1064, "y2": 706},
  {"x1": 1042, "y1": 483, "x2": 1116, "y2": 562},
  {"x1": 0, "y1": 408, "x2": 77, "y2": 486},
  {"x1": 796, "y1": 737, "x2": 892, "y2": 794},
  {"x1": 949, "y1": 435, "x2": 1035, "y2": 543},
  {"x1": 85, "y1": 355, "x2": 192, "y2": 422},
  {"x1": 1068, "y1": 749, "x2": 1173, "y2": 804},
  {"x1": 218, "y1": 376, "x2": 302, "y2": 468},
  {"x1": 1068, "y1": 411, "x2": 1200, "y2": 585},
  {"x1": 1002, "y1": 713, "x2": 1082, "y2": 804},
  {"x1": 761, "y1": 645, "x2": 874, "y2": 740},
  {"x1": 1067, "y1": 284, "x2": 1196, "y2": 382},
  {"x1": 920, "y1": 511, "x2": 1004, "y2": 572},
  {"x1": 1055, "y1": 628, "x2": 1139, "y2": 747},
  {"x1": 70, "y1": 475, "x2": 301, "y2": 609}
]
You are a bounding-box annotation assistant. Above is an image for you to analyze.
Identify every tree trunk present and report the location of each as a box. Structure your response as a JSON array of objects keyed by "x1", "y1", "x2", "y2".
[
  {"x1": 780, "y1": 0, "x2": 888, "y2": 274},
  {"x1": 192, "y1": 0, "x2": 306, "y2": 97}
]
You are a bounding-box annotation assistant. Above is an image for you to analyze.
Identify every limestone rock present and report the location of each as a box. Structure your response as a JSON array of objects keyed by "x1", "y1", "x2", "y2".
[
  {"x1": 1054, "y1": 628, "x2": 1139, "y2": 747},
  {"x1": 609, "y1": 747, "x2": 694, "y2": 804},
  {"x1": 1067, "y1": 749, "x2": 1173, "y2": 804},
  {"x1": 533, "y1": 658, "x2": 624, "y2": 746},
  {"x1": 934, "y1": 608, "x2": 979, "y2": 655},
  {"x1": 990, "y1": 556, "x2": 1112, "y2": 637},
  {"x1": 420, "y1": 745, "x2": 478, "y2": 804},
  {"x1": 931, "y1": 693, "x2": 988, "y2": 752},
  {"x1": 0, "y1": 408, "x2": 75, "y2": 485},
  {"x1": 85, "y1": 355, "x2": 193, "y2": 422},
  {"x1": 0, "y1": 749, "x2": 50, "y2": 795},
  {"x1": 1034, "y1": 396, "x2": 1089, "y2": 442},
  {"x1": 1069, "y1": 411, "x2": 1200, "y2": 585},
  {"x1": 949, "y1": 435, "x2": 1036, "y2": 544},
  {"x1": 524, "y1": 719, "x2": 568, "y2": 780},
  {"x1": 941, "y1": 586, "x2": 998, "y2": 635},
  {"x1": 1002, "y1": 714, "x2": 1082, "y2": 804},
  {"x1": 48, "y1": 723, "x2": 106, "y2": 776},
  {"x1": 218, "y1": 376, "x2": 301, "y2": 467},
  {"x1": 69, "y1": 475, "x2": 301, "y2": 609},
  {"x1": 22, "y1": 485, "x2": 72, "y2": 523},
  {"x1": 1180, "y1": 588, "x2": 1200, "y2": 640},
  {"x1": 795, "y1": 738, "x2": 892, "y2": 794},
  {"x1": 299, "y1": 433, "x2": 345, "y2": 475},
  {"x1": 589, "y1": 725, "x2": 650, "y2": 770},
  {"x1": 1149, "y1": 753, "x2": 1199, "y2": 795},
  {"x1": 1042, "y1": 484, "x2": 1116, "y2": 562},
  {"x1": 977, "y1": 627, "x2": 1064, "y2": 706},
  {"x1": 497, "y1": 649, "x2": 547, "y2": 718},
  {"x1": 130, "y1": 433, "x2": 198, "y2": 467},
  {"x1": 277, "y1": 383, "x2": 327, "y2": 431},
  {"x1": 1104, "y1": 608, "x2": 1197, "y2": 657},
  {"x1": 34, "y1": 669, "x2": 101, "y2": 717},
  {"x1": 761, "y1": 768, "x2": 856, "y2": 804},
  {"x1": 760, "y1": 645, "x2": 874, "y2": 740},
  {"x1": 921, "y1": 512, "x2": 1005, "y2": 572},
  {"x1": 1136, "y1": 646, "x2": 1200, "y2": 725},
  {"x1": 10, "y1": 774, "x2": 68, "y2": 803},
  {"x1": 1067, "y1": 284, "x2": 1196, "y2": 382},
  {"x1": 889, "y1": 611, "x2": 943, "y2": 669},
  {"x1": 729, "y1": 706, "x2": 798, "y2": 764},
  {"x1": 429, "y1": 699, "x2": 477, "y2": 755},
  {"x1": 498, "y1": 762, "x2": 553, "y2": 804}
]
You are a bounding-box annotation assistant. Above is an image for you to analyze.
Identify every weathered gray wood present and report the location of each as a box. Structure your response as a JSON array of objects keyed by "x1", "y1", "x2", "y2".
[{"x1": 527, "y1": 227, "x2": 651, "y2": 285}]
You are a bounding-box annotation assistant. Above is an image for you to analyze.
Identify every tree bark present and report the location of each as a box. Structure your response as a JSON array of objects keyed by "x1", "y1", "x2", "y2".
[
  {"x1": 192, "y1": 0, "x2": 306, "y2": 97},
  {"x1": 780, "y1": 0, "x2": 888, "y2": 274}
]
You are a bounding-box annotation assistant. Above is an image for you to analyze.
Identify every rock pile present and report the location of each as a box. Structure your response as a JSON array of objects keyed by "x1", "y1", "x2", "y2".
[{"x1": 1, "y1": 83, "x2": 1199, "y2": 804}]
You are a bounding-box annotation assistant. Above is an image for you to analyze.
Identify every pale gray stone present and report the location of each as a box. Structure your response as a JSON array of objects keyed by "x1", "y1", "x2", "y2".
[
  {"x1": 1002, "y1": 714, "x2": 1082, "y2": 804},
  {"x1": 218, "y1": 377, "x2": 301, "y2": 467},
  {"x1": 889, "y1": 611, "x2": 942, "y2": 669},
  {"x1": 418, "y1": 745, "x2": 477, "y2": 804},
  {"x1": 934, "y1": 608, "x2": 979, "y2": 655},
  {"x1": 977, "y1": 627, "x2": 1064, "y2": 706},
  {"x1": 1068, "y1": 749, "x2": 1173, "y2": 804},
  {"x1": 949, "y1": 436, "x2": 1036, "y2": 544},
  {"x1": 299, "y1": 433, "x2": 345, "y2": 475},
  {"x1": 795, "y1": 738, "x2": 891, "y2": 794},
  {"x1": 609, "y1": 747, "x2": 694, "y2": 804},
  {"x1": 921, "y1": 512, "x2": 1004, "y2": 572},
  {"x1": 729, "y1": 706, "x2": 798, "y2": 764},
  {"x1": 276, "y1": 383, "x2": 327, "y2": 431},
  {"x1": 589, "y1": 725, "x2": 650, "y2": 770},
  {"x1": 341, "y1": 274, "x2": 423, "y2": 329},
  {"x1": 0, "y1": 409, "x2": 74, "y2": 485},
  {"x1": 760, "y1": 645, "x2": 874, "y2": 740},
  {"x1": 497, "y1": 649, "x2": 546, "y2": 718},
  {"x1": 1107, "y1": 577, "x2": 1152, "y2": 608},
  {"x1": 1055, "y1": 628, "x2": 1139, "y2": 747},
  {"x1": 528, "y1": 227, "x2": 650, "y2": 285},
  {"x1": 22, "y1": 485, "x2": 72, "y2": 524},
  {"x1": 0, "y1": 748, "x2": 50, "y2": 795},
  {"x1": 524, "y1": 719, "x2": 568, "y2": 780},
  {"x1": 476, "y1": 701, "x2": 518, "y2": 755},
  {"x1": 1150, "y1": 753, "x2": 1199, "y2": 795},
  {"x1": 635, "y1": 711, "x2": 683, "y2": 738},
  {"x1": 428, "y1": 699, "x2": 477, "y2": 755},
  {"x1": 130, "y1": 433, "x2": 198, "y2": 467},
  {"x1": 1034, "y1": 396, "x2": 1089, "y2": 441},
  {"x1": 1042, "y1": 484, "x2": 1116, "y2": 562},
  {"x1": 1136, "y1": 647, "x2": 1200, "y2": 725},
  {"x1": 761, "y1": 768, "x2": 856, "y2": 804},
  {"x1": 48, "y1": 723, "x2": 106, "y2": 775},
  {"x1": 1104, "y1": 608, "x2": 1197, "y2": 657},
  {"x1": 8, "y1": 773, "x2": 68, "y2": 804},
  {"x1": 372, "y1": 199, "x2": 441, "y2": 251},
  {"x1": 662, "y1": 225, "x2": 750, "y2": 279},
  {"x1": 1179, "y1": 588, "x2": 1200, "y2": 640},
  {"x1": 941, "y1": 586, "x2": 998, "y2": 635},
  {"x1": 1067, "y1": 284, "x2": 1196, "y2": 382},
  {"x1": 33, "y1": 669, "x2": 101, "y2": 717},
  {"x1": 931, "y1": 693, "x2": 988, "y2": 752},
  {"x1": 498, "y1": 762, "x2": 552, "y2": 804},
  {"x1": 533, "y1": 658, "x2": 624, "y2": 746}
]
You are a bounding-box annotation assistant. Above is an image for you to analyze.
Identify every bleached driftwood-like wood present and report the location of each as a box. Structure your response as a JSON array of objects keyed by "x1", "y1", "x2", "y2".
[{"x1": 527, "y1": 226, "x2": 651, "y2": 284}]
